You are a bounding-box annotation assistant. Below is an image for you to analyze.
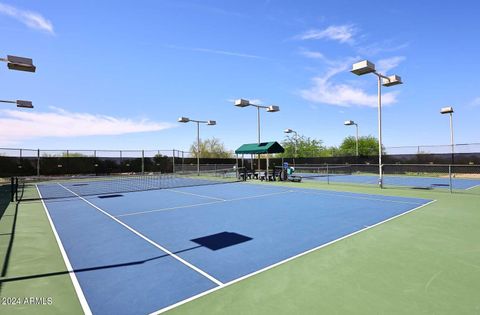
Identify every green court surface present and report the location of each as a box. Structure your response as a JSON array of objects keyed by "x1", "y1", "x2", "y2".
[{"x1": 0, "y1": 181, "x2": 479, "y2": 314}]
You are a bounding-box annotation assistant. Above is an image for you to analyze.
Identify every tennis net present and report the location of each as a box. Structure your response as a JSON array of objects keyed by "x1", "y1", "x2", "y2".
[
  {"x1": 13, "y1": 167, "x2": 245, "y2": 201},
  {"x1": 293, "y1": 165, "x2": 352, "y2": 178}
]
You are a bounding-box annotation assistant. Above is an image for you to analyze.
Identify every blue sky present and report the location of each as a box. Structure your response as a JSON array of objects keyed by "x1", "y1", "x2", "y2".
[{"x1": 0, "y1": 0, "x2": 479, "y2": 152}]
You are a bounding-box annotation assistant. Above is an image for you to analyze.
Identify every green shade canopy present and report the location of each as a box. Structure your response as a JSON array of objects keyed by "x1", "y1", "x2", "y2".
[{"x1": 235, "y1": 141, "x2": 285, "y2": 154}]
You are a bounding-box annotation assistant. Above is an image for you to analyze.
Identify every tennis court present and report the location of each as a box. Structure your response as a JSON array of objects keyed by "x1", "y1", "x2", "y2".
[
  {"x1": 25, "y1": 173, "x2": 433, "y2": 314},
  {"x1": 301, "y1": 173, "x2": 480, "y2": 190},
  {"x1": 286, "y1": 165, "x2": 480, "y2": 190}
]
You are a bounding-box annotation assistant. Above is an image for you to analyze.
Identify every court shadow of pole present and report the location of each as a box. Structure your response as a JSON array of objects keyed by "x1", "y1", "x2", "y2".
[
  {"x1": 0, "y1": 245, "x2": 202, "y2": 284},
  {"x1": 0, "y1": 184, "x2": 20, "y2": 294},
  {"x1": 0, "y1": 231, "x2": 252, "y2": 285}
]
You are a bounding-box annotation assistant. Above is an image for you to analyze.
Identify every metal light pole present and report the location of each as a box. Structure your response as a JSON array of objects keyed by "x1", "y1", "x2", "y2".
[
  {"x1": 440, "y1": 107, "x2": 455, "y2": 165},
  {"x1": 284, "y1": 128, "x2": 298, "y2": 165},
  {"x1": 351, "y1": 60, "x2": 403, "y2": 188},
  {"x1": 234, "y1": 99, "x2": 280, "y2": 171},
  {"x1": 178, "y1": 117, "x2": 216, "y2": 175},
  {"x1": 344, "y1": 120, "x2": 359, "y2": 156},
  {"x1": 1, "y1": 55, "x2": 35, "y2": 108}
]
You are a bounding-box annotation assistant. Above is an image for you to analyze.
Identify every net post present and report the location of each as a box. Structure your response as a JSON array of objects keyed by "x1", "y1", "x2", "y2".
[{"x1": 449, "y1": 164, "x2": 453, "y2": 193}]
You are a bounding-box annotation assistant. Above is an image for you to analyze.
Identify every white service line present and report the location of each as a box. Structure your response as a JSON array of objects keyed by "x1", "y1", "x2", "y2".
[
  {"x1": 116, "y1": 190, "x2": 295, "y2": 218},
  {"x1": 57, "y1": 183, "x2": 224, "y2": 286},
  {"x1": 465, "y1": 184, "x2": 480, "y2": 191},
  {"x1": 166, "y1": 188, "x2": 227, "y2": 201},
  {"x1": 36, "y1": 185, "x2": 93, "y2": 315},
  {"x1": 296, "y1": 189, "x2": 426, "y2": 205},
  {"x1": 116, "y1": 200, "x2": 224, "y2": 218},
  {"x1": 149, "y1": 199, "x2": 437, "y2": 315}
]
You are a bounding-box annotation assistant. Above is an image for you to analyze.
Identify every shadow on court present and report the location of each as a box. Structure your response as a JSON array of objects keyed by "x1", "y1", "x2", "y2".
[
  {"x1": 0, "y1": 231, "x2": 252, "y2": 284},
  {"x1": 0, "y1": 184, "x2": 19, "y2": 293}
]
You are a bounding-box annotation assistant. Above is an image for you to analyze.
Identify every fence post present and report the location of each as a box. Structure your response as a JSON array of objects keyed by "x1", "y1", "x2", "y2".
[
  {"x1": 182, "y1": 151, "x2": 184, "y2": 173},
  {"x1": 10, "y1": 177, "x2": 14, "y2": 202},
  {"x1": 172, "y1": 149, "x2": 175, "y2": 173},
  {"x1": 141, "y1": 150, "x2": 145, "y2": 174},
  {"x1": 37, "y1": 149, "x2": 40, "y2": 176},
  {"x1": 449, "y1": 164, "x2": 453, "y2": 193},
  {"x1": 327, "y1": 164, "x2": 330, "y2": 184}
]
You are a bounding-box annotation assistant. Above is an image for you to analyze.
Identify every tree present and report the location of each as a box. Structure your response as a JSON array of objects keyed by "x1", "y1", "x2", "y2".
[
  {"x1": 278, "y1": 135, "x2": 329, "y2": 158},
  {"x1": 189, "y1": 137, "x2": 233, "y2": 158},
  {"x1": 338, "y1": 135, "x2": 384, "y2": 156}
]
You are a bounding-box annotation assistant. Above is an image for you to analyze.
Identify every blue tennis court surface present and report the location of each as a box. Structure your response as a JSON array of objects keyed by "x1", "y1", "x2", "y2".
[
  {"x1": 38, "y1": 182, "x2": 433, "y2": 314},
  {"x1": 299, "y1": 173, "x2": 480, "y2": 190}
]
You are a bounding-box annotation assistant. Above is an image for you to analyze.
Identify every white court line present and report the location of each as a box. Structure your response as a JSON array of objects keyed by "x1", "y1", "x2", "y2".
[
  {"x1": 57, "y1": 183, "x2": 224, "y2": 286},
  {"x1": 116, "y1": 190, "x2": 295, "y2": 218},
  {"x1": 166, "y1": 188, "x2": 227, "y2": 201},
  {"x1": 116, "y1": 200, "x2": 223, "y2": 218},
  {"x1": 465, "y1": 184, "x2": 480, "y2": 191},
  {"x1": 296, "y1": 189, "x2": 426, "y2": 205},
  {"x1": 149, "y1": 199, "x2": 437, "y2": 315},
  {"x1": 35, "y1": 185, "x2": 93, "y2": 315}
]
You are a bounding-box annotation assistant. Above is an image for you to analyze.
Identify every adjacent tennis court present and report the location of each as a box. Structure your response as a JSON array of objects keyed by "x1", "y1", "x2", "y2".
[
  {"x1": 301, "y1": 173, "x2": 480, "y2": 190},
  {"x1": 28, "y1": 175, "x2": 433, "y2": 314},
  {"x1": 284, "y1": 165, "x2": 480, "y2": 190}
]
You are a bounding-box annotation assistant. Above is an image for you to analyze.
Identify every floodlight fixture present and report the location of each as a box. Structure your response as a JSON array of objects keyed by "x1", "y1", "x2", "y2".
[
  {"x1": 266, "y1": 105, "x2": 280, "y2": 112},
  {"x1": 284, "y1": 128, "x2": 293, "y2": 133},
  {"x1": 344, "y1": 120, "x2": 355, "y2": 126},
  {"x1": 234, "y1": 99, "x2": 250, "y2": 107},
  {"x1": 440, "y1": 107, "x2": 454, "y2": 114},
  {"x1": 178, "y1": 117, "x2": 190, "y2": 123},
  {"x1": 4, "y1": 55, "x2": 36, "y2": 72},
  {"x1": 1, "y1": 99, "x2": 34, "y2": 109},
  {"x1": 351, "y1": 60, "x2": 376, "y2": 76},
  {"x1": 382, "y1": 75, "x2": 403, "y2": 87},
  {"x1": 16, "y1": 100, "x2": 34, "y2": 108},
  {"x1": 207, "y1": 120, "x2": 216, "y2": 126}
]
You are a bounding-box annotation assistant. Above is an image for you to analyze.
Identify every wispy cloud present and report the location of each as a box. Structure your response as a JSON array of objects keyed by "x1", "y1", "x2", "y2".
[
  {"x1": 0, "y1": 2, "x2": 54, "y2": 34},
  {"x1": 0, "y1": 107, "x2": 174, "y2": 145},
  {"x1": 296, "y1": 25, "x2": 356, "y2": 44},
  {"x1": 468, "y1": 97, "x2": 480, "y2": 107},
  {"x1": 355, "y1": 41, "x2": 409, "y2": 56},
  {"x1": 300, "y1": 60, "x2": 398, "y2": 108},
  {"x1": 376, "y1": 56, "x2": 406, "y2": 74},
  {"x1": 166, "y1": 45, "x2": 263, "y2": 59},
  {"x1": 299, "y1": 49, "x2": 327, "y2": 60}
]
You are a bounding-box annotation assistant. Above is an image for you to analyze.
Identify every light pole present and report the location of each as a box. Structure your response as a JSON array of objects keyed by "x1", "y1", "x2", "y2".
[
  {"x1": 351, "y1": 60, "x2": 403, "y2": 188},
  {"x1": 284, "y1": 128, "x2": 298, "y2": 165},
  {"x1": 344, "y1": 120, "x2": 359, "y2": 156},
  {"x1": 440, "y1": 107, "x2": 454, "y2": 165},
  {"x1": 1, "y1": 55, "x2": 35, "y2": 108},
  {"x1": 178, "y1": 117, "x2": 216, "y2": 175},
  {"x1": 234, "y1": 99, "x2": 280, "y2": 171}
]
